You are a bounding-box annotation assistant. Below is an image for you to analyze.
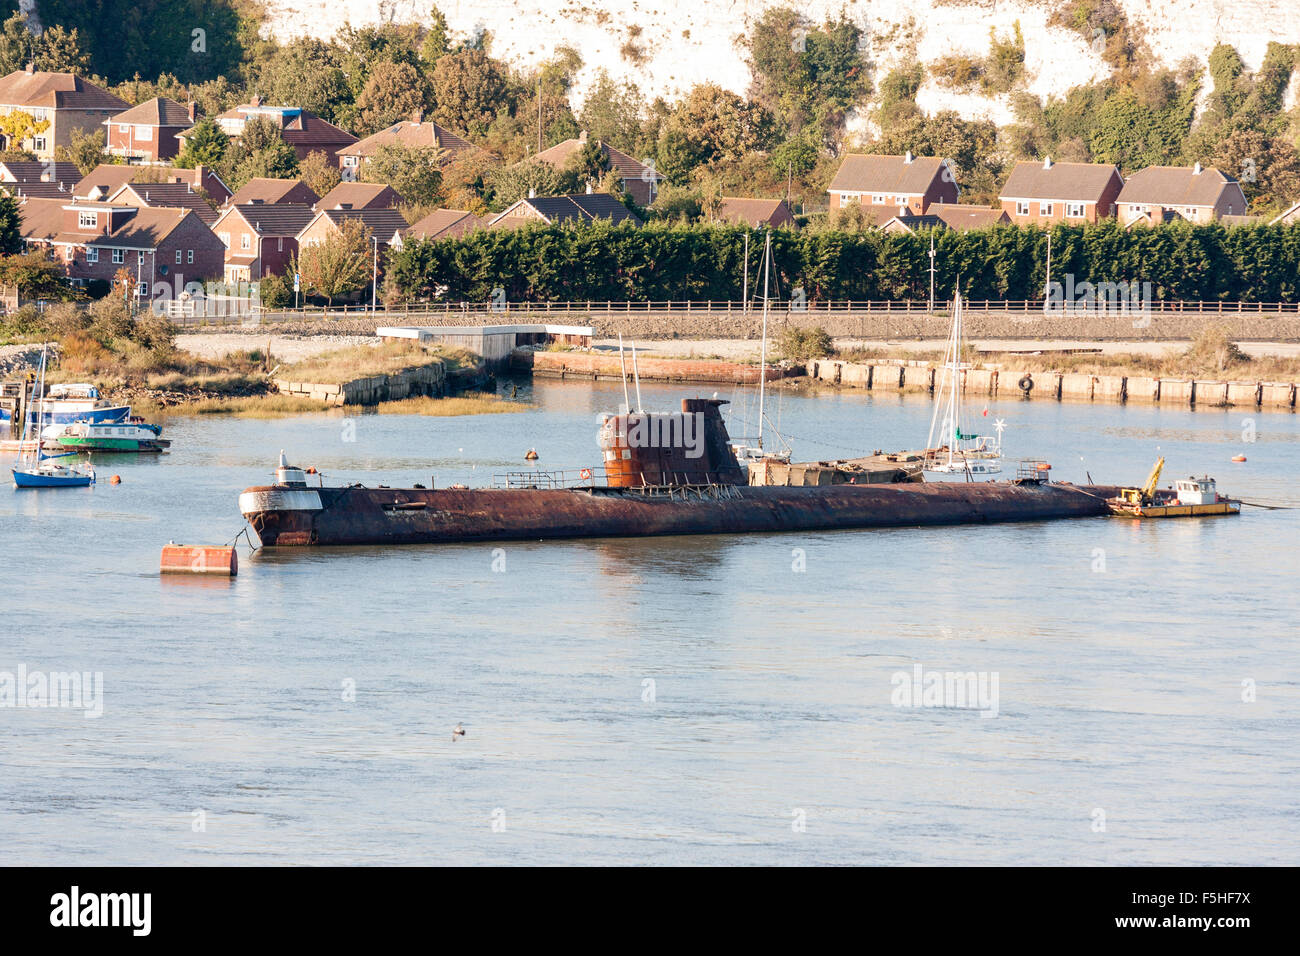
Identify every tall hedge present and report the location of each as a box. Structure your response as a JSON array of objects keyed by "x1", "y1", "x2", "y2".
[{"x1": 386, "y1": 220, "x2": 1300, "y2": 304}]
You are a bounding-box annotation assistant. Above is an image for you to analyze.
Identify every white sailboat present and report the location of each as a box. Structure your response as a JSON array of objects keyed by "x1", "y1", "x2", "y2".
[
  {"x1": 11, "y1": 347, "x2": 97, "y2": 489},
  {"x1": 731, "y1": 230, "x2": 791, "y2": 464},
  {"x1": 923, "y1": 291, "x2": 1003, "y2": 477}
]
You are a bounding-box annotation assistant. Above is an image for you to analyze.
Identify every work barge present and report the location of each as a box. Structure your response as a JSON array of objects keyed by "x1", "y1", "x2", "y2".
[{"x1": 239, "y1": 398, "x2": 1123, "y2": 547}]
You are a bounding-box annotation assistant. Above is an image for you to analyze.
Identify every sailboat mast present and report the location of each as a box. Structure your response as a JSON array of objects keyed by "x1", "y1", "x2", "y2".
[
  {"x1": 617, "y1": 333, "x2": 631, "y2": 413},
  {"x1": 758, "y1": 231, "x2": 771, "y2": 451}
]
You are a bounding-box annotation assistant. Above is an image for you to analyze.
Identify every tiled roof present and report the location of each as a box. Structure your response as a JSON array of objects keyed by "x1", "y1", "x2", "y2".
[
  {"x1": 339, "y1": 120, "x2": 477, "y2": 164},
  {"x1": 925, "y1": 203, "x2": 1010, "y2": 229},
  {"x1": 315, "y1": 207, "x2": 410, "y2": 238},
  {"x1": 229, "y1": 178, "x2": 319, "y2": 206},
  {"x1": 533, "y1": 136, "x2": 661, "y2": 182},
  {"x1": 715, "y1": 197, "x2": 792, "y2": 226},
  {"x1": 108, "y1": 182, "x2": 219, "y2": 225},
  {"x1": 1000, "y1": 160, "x2": 1121, "y2": 202},
  {"x1": 17, "y1": 197, "x2": 65, "y2": 241},
  {"x1": 491, "y1": 193, "x2": 643, "y2": 227},
  {"x1": 1116, "y1": 165, "x2": 1241, "y2": 208},
  {"x1": 222, "y1": 203, "x2": 317, "y2": 236},
  {"x1": 315, "y1": 181, "x2": 403, "y2": 210},
  {"x1": 86, "y1": 207, "x2": 195, "y2": 248},
  {"x1": 0, "y1": 161, "x2": 81, "y2": 186},
  {"x1": 404, "y1": 208, "x2": 484, "y2": 239},
  {"x1": 0, "y1": 70, "x2": 128, "y2": 111},
  {"x1": 109, "y1": 97, "x2": 194, "y2": 127},
  {"x1": 2, "y1": 181, "x2": 75, "y2": 199},
  {"x1": 74, "y1": 164, "x2": 231, "y2": 202},
  {"x1": 829, "y1": 154, "x2": 950, "y2": 195}
]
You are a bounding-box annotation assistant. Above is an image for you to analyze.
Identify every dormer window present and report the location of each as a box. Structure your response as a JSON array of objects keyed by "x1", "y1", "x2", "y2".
[{"x1": 78, "y1": 212, "x2": 97, "y2": 229}]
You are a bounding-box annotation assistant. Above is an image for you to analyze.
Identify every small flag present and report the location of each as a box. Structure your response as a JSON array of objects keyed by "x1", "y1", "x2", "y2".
[{"x1": 982, "y1": 407, "x2": 989, "y2": 417}]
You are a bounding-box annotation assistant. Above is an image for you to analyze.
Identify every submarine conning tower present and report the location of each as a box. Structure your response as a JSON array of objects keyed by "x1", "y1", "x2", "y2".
[
  {"x1": 275, "y1": 449, "x2": 309, "y2": 487},
  {"x1": 598, "y1": 398, "x2": 747, "y2": 488}
]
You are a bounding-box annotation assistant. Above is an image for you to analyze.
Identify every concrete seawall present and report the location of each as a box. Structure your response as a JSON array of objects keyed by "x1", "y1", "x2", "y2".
[
  {"x1": 275, "y1": 362, "x2": 447, "y2": 406},
  {"x1": 516, "y1": 349, "x2": 789, "y2": 384},
  {"x1": 805, "y1": 360, "x2": 1298, "y2": 411}
]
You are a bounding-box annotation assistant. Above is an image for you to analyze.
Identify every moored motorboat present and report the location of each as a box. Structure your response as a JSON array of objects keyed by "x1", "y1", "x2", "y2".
[
  {"x1": 10, "y1": 349, "x2": 96, "y2": 489},
  {"x1": 48, "y1": 420, "x2": 170, "y2": 453}
]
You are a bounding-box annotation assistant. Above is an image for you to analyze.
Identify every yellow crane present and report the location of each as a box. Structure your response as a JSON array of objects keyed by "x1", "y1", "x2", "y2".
[{"x1": 1118, "y1": 457, "x2": 1165, "y2": 506}]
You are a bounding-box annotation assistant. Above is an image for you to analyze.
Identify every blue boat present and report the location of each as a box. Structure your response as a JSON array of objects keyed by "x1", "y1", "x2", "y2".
[
  {"x1": 0, "y1": 382, "x2": 130, "y2": 429},
  {"x1": 10, "y1": 350, "x2": 96, "y2": 489}
]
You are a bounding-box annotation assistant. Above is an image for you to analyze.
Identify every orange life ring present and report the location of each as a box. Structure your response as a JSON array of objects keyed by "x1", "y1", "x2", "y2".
[{"x1": 579, "y1": 468, "x2": 592, "y2": 480}]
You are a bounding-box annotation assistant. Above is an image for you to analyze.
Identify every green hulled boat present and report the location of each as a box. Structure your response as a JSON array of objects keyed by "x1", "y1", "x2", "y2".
[{"x1": 52, "y1": 421, "x2": 171, "y2": 453}]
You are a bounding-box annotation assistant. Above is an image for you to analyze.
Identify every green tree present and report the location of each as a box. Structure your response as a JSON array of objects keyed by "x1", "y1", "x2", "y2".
[
  {"x1": 431, "y1": 49, "x2": 510, "y2": 139},
  {"x1": 55, "y1": 128, "x2": 114, "y2": 175},
  {"x1": 355, "y1": 61, "x2": 432, "y2": 134},
  {"x1": 225, "y1": 117, "x2": 299, "y2": 188},
  {"x1": 576, "y1": 71, "x2": 648, "y2": 154},
  {"x1": 298, "y1": 150, "x2": 342, "y2": 199},
  {"x1": 33, "y1": 24, "x2": 92, "y2": 74},
  {"x1": 250, "y1": 38, "x2": 352, "y2": 126},
  {"x1": 174, "y1": 117, "x2": 229, "y2": 169},
  {"x1": 420, "y1": 6, "x2": 451, "y2": 65},
  {"x1": 294, "y1": 218, "x2": 373, "y2": 305},
  {"x1": 365, "y1": 143, "x2": 444, "y2": 205},
  {"x1": 0, "y1": 249, "x2": 71, "y2": 298},
  {"x1": 0, "y1": 193, "x2": 25, "y2": 255},
  {"x1": 485, "y1": 161, "x2": 562, "y2": 207}
]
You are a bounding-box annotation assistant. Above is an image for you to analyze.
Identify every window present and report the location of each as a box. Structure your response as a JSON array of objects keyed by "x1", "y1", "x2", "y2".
[
  {"x1": 136, "y1": 281, "x2": 149, "y2": 296},
  {"x1": 78, "y1": 212, "x2": 97, "y2": 229},
  {"x1": 1066, "y1": 202, "x2": 1085, "y2": 218},
  {"x1": 187, "y1": 249, "x2": 193, "y2": 264},
  {"x1": 240, "y1": 234, "x2": 250, "y2": 250},
  {"x1": 1184, "y1": 206, "x2": 1197, "y2": 217},
  {"x1": 1015, "y1": 201, "x2": 1030, "y2": 216},
  {"x1": 176, "y1": 249, "x2": 183, "y2": 264},
  {"x1": 137, "y1": 251, "x2": 145, "y2": 264},
  {"x1": 871, "y1": 194, "x2": 885, "y2": 204},
  {"x1": 112, "y1": 249, "x2": 124, "y2": 264},
  {"x1": 218, "y1": 232, "x2": 230, "y2": 248},
  {"x1": 277, "y1": 237, "x2": 283, "y2": 251},
  {"x1": 86, "y1": 247, "x2": 98, "y2": 264},
  {"x1": 117, "y1": 125, "x2": 128, "y2": 135},
  {"x1": 136, "y1": 125, "x2": 152, "y2": 141},
  {"x1": 895, "y1": 196, "x2": 907, "y2": 206},
  {"x1": 32, "y1": 137, "x2": 45, "y2": 152},
  {"x1": 1041, "y1": 203, "x2": 1054, "y2": 216}
]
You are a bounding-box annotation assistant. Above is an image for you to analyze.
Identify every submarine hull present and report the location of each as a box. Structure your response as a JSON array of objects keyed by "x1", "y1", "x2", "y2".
[{"x1": 239, "y1": 481, "x2": 1122, "y2": 547}]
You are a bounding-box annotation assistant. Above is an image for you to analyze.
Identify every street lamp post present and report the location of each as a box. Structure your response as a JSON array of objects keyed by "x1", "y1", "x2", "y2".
[
  {"x1": 928, "y1": 235, "x2": 936, "y2": 312},
  {"x1": 371, "y1": 237, "x2": 379, "y2": 314}
]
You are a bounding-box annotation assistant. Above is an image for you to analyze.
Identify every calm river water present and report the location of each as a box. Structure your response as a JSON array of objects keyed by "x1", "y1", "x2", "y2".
[{"x1": 2, "y1": 378, "x2": 1297, "y2": 865}]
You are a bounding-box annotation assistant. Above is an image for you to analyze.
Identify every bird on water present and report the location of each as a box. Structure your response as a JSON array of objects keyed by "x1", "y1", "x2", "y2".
[{"x1": 453, "y1": 723, "x2": 465, "y2": 741}]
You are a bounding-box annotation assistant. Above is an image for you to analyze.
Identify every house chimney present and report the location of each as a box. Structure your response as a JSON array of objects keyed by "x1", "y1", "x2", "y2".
[
  {"x1": 904, "y1": 150, "x2": 913, "y2": 164},
  {"x1": 188, "y1": 101, "x2": 197, "y2": 123},
  {"x1": 1043, "y1": 156, "x2": 1053, "y2": 170},
  {"x1": 586, "y1": 182, "x2": 593, "y2": 194},
  {"x1": 1193, "y1": 161, "x2": 1202, "y2": 175},
  {"x1": 528, "y1": 187, "x2": 536, "y2": 199},
  {"x1": 24, "y1": 62, "x2": 33, "y2": 75},
  {"x1": 250, "y1": 94, "x2": 262, "y2": 107},
  {"x1": 411, "y1": 109, "x2": 423, "y2": 124}
]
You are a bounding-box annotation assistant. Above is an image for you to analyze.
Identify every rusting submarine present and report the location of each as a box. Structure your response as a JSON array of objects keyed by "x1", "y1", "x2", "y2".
[{"x1": 239, "y1": 398, "x2": 1119, "y2": 547}]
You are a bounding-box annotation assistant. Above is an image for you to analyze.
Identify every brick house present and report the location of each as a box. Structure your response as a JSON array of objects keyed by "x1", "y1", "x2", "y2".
[
  {"x1": 105, "y1": 182, "x2": 220, "y2": 226},
  {"x1": 488, "y1": 193, "x2": 643, "y2": 230},
  {"x1": 297, "y1": 208, "x2": 409, "y2": 249},
  {"x1": 999, "y1": 158, "x2": 1123, "y2": 224},
  {"x1": 1115, "y1": 163, "x2": 1248, "y2": 225},
  {"x1": 827, "y1": 152, "x2": 959, "y2": 217},
  {"x1": 176, "y1": 97, "x2": 357, "y2": 163},
  {"x1": 209, "y1": 203, "x2": 316, "y2": 282},
  {"x1": 17, "y1": 197, "x2": 225, "y2": 301},
  {"x1": 104, "y1": 97, "x2": 196, "y2": 163},
  {"x1": 528, "y1": 131, "x2": 663, "y2": 206},
  {"x1": 315, "y1": 181, "x2": 404, "y2": 210},
  {"x1": 336, "y1": 113, "x2": 481, "y2": 179},
  {"x1": 229, "y1": 177, "x2": 319, "y2": 207},
  {"x1": 75, "y1": 163, "x2": 232, "y2": 205},
  {"x1": 0, "y1": 65, "x2": 128, "y2": 159},
  {"x1": 714, "y1": 197, "x2": 796, "y2": 229}
]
